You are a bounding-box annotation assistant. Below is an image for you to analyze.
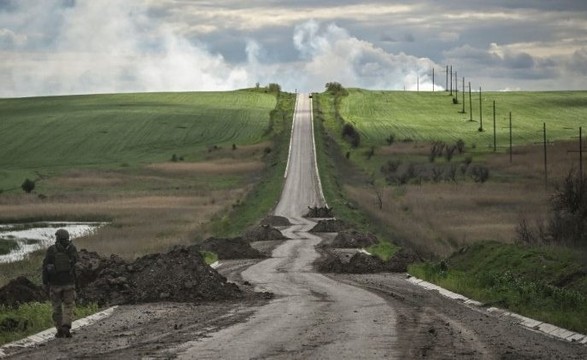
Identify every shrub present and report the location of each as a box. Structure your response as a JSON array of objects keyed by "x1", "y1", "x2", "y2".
[
  {"x1": 171, "y1": 154, "x2": 178, "y2": 162},
  {"x1": 386, "y1": 134, "x2": 395, "y2": 146},
  {"x1": 325, "y1": 82, "x2": 348, "y2": 96},
  {"x1": 469, "y1": 165, "x2": 490, "y2": 183},
  {"x1": 456, "y1": 139, "x2": 465, "y2": 154},
  {"x1": 342, "y1": 123, "x2": 360, "y2": 148},
  {"x1": 21, "y1": 178, "x2": 35, "y2": 193},
  {"x1": 548, "y1": 170, "x2": 587, "y2": 245},
  {"x1": 267, "y1": 83, "x2": 281, "y2": 94},
  {"x1": 445, "y1": 145, "x2": 457, "y2": 162},
  {"x1": 365, "y1": 147, "x2": 375, "y2": 160}
]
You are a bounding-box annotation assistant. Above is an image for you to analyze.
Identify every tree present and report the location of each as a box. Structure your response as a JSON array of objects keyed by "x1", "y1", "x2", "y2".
[{"x1": 21, "y1": 178, "x2": 35, "y2": 193}]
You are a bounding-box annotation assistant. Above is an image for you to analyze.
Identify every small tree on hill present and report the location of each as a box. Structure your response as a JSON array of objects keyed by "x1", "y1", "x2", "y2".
[{"x1": 21, "y1": 178, "x2": 35, "y2": 193}]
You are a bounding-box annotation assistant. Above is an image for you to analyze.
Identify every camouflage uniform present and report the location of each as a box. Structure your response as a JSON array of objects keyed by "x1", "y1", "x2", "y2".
[{"x1": 42, "y1": 229, "x2": 78, "y2": 338}]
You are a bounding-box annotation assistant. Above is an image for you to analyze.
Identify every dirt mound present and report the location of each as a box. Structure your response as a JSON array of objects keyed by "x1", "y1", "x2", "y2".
[
  {"x1": 0, "y1": 276, "x2": 48, "y2": 307},
  {"x1": 76, "y1": 246, "x2": 242, "y2": 306},
  {"x1": 304, "y1": 206, "x2": 334, "y2": 218},
  {"x1": 243, "y1": 225, "x2": 288, "y2": 242},
  {"x1": 200, "y1": 237, "x2": 266, "y2": 259},
  {"x1": 315, "y1": 251, "x2": 384, "y2": 274},
  {"x1": 384, "y1": 248, "x2": 421, "y2": 272},
  {"x1": 315, "y1": 248, "x2": 419, "y2": 274},
  {"x1": 331, "y1": 230, "x2": 378, "y2": 248},
  {"x1": 309, "y1": 219, "x2": 348, "y2": 233},
  {"x1": 260, "y1": 215, "x2": 291, "y2": 227}
]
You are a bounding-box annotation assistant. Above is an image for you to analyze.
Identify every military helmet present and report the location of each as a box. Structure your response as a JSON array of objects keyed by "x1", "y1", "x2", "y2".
[{"x1": 55, "y1": 229, "x2": 70, "y2": 243}]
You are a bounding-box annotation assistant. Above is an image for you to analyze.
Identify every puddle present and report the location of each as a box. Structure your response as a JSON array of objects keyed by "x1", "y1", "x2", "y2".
[{"x1": 0, "y1": 222, "x2": 105, "y2": 263}]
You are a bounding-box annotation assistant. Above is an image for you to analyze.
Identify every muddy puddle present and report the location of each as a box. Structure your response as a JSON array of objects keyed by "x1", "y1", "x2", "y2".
[{"x1": 0, "y1": 222, "x2": 105, "y2": 263}]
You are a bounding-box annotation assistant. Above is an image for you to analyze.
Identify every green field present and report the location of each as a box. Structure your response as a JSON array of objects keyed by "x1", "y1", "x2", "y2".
[
  {"x1": 339, "y1": 89, "x2": 587, "y2": 149},
  {"x1": 0, "y1": 90, "x2": 277, "y2": 191}
]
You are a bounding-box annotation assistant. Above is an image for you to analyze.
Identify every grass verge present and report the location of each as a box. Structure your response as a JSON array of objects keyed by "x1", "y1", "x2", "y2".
[
  {"x1": 409, "y1": 241, "x2": 587, "y2": 334},
  {"x1": 313, "y1": 93, "x2": 400, "y2": 260},
  {"x1": 0, "y1": 302, "x2": 98, "y2": 346},
  {"x1": 209, "y1": 92, "x2": 295, "y2": 237}
]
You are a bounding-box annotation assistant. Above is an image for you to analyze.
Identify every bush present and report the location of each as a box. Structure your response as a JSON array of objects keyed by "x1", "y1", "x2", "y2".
[
  {"x1": 386, "y1": 134, "x2": 395, "y2": 146},
  {"x1": 325, "y1": 82, "x2": 348, "y2": 96},
  {"x1": 342, "y1": 123, "x2": 360, "y2": 148},
  {"x1": 21, "y1": 178, "x2": 35, "y2": 193},
  {"x1": 548, "y1": 170, "x2": 587, "y2": 245},
  {"x1": 456, "y1": 139, "x2": 465, "y2": 154},
  {"x1": 469, "y1": 165, "x2": 490, "y2": 183}
]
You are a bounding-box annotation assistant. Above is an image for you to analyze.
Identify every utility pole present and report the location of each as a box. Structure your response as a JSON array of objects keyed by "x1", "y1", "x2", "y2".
[
  {"x1": 493, "y1": 100, "x2": 496, "y2": 152},
  {"x1": 468, "y1": 82, "x2": 473, "y2": 121},
  {"x1": 479, "y1": 87, "x2": 483, "y2": 131},
  {"x1": 462, "y1": 77, "x2": 465, "y2": 113},
  {"x1": 543, "y1": 123, "x2": 548, "y2": 189},
  {"x1": 454, "y1": 72, "x2": 458, "y2": 100},
  {"x1": 449, "y1": 65, "x2": 453, "y2": 96},
  {"x1": 445, "y1": 65, "x2": 449, "y2": 91},
  {"x1": 509, "y1": 112, "x2": 513, "y2": 163}
]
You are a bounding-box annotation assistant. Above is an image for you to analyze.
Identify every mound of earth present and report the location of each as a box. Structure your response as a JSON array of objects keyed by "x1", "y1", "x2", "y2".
[
  {"x1": 304, "y1": 206, "x2": 334, "y2": 218},
  {"x1": 384, "y1": 248, "x2": 421, "y2": 272},
  {"x1": 0, "y1": 276, "x2": 47, "y2": 308},
  {"x1": 200, "y1": 237, "x2": 266, "y2": 259},
  {"x1": 76, "y1": 246, "x2": 242, "y2": 306},
  {"x1": 310, "y1": 219, "x2": 348, "y2": 233},
  {"x1": 260, "y1": 215, "x2": 291, "y2": 227},
  {"x1": 243, "y1": 225, "x2": 288, "y2": 242},
  {"x1": 331, "y1": 230, "x2": 378, "y2": 248},
  {"x1": 315, "y1": 248, "x2": 419, "y2": 274}
]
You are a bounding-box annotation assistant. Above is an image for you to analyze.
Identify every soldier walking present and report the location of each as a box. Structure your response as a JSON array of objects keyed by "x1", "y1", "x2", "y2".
[{"x1": 42, "y1": 229, "x2": 78, "y2": 338}]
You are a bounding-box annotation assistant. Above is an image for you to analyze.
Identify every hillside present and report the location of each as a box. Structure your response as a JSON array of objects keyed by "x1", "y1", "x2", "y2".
[{"x1": 0, "y1": 90, "x2": 277, "y2": 192}]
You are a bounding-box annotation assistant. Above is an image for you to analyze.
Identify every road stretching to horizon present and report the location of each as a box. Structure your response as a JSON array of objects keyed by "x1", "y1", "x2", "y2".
[{"x1": 178, "y1": 94, "x2": 399, "y2": 358}]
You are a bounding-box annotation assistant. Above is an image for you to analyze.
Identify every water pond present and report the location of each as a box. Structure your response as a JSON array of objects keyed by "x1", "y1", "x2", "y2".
[{"x1": 0, "y1": 222, "x2": 105, "y2": 263}]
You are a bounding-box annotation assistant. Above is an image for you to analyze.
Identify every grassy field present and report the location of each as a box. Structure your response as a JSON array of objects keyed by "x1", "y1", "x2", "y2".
[
  {"x1": 314, "y1": 87, "x2": 587, "y2": 334},
  {"x1": 0, "y1": 90, "x2": 276, "y2": 192},
  {"x1": 339, "y1": 89, "x2": 587, "y2": 149},
  {"x1": 0, "y1": 88, "x2": 291, "y2": 287}
]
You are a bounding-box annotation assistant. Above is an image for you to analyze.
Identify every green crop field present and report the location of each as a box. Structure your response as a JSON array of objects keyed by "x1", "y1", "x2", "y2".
[
  {"x1": 0, "y1": 90, "x2": 277, "y2": 191},
  {"x1": 339, "y1": 89, "x2": 587, "y2": 149}
]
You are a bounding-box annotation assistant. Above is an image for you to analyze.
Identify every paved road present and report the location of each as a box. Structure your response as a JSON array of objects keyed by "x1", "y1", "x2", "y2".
[{"x1": 178, "y1": 94, "x2": 399, "y2": 359}]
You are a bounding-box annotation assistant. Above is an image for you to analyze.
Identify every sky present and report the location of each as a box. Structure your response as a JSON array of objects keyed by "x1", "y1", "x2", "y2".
[{"x1": 1, "y1": 0, "x2": 586, "y2": 97}]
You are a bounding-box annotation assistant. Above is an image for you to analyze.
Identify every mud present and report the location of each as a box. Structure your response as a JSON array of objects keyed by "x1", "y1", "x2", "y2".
[
  {"x1": 242, "y1": 225, "x2": 287, "y2": 242},
  {"x1": 303, "y1": 206, "x2": 334, "y2": 218},
  {"x1": 199, "y1": 237, "x2": 266, "y2": 260},
  {"x1": 309, "y1": 219, "x2": 348, "y2": 233},
  {"x1": 259, "y1": 215, "x2": 291, "y2": 227},
  {"x1": 0, "y1": 277, "x2": 47, "y2": 308},
  {"x1": 331, "y1": 229, "x2": 378, "y2": 248}
]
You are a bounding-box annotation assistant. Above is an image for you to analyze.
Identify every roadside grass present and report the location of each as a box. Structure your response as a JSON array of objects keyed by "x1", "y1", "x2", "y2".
[
  {"x1": 315, "y1": 88, "x2": 587, "y2": 334},
  {"x1": 200, "y1": 250, "x2": 218, "y2": 265},
  {"x1": 408, "y1": 241, "x2": 587, "y2": 334},
  {"x1": 209, "y1": 92, "x2": 295, "y2": 237},
  {"x1": 313, "y1": 94, "x2": 400, "y2": 260},
  {"x1": 0, "y1": 302, "x2": 99, "y2": 346}
]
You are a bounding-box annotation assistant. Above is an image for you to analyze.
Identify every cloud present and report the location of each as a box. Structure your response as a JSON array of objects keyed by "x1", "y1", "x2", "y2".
[
  {"x1": 288, "y1": 21, "x2": 438, "y2": 91},
  {"x1": 0, "y1": 0, "x2": 439, "y2": 97}
]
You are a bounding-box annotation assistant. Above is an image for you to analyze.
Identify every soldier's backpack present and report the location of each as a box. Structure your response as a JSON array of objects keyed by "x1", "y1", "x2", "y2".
[{"x1": 53, "y1": 245, "x2": 73, "y2": 273}]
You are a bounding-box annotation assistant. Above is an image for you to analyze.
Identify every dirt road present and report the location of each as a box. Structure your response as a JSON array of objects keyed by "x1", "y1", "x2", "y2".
[{"x1": 5, "y1": 94, "x2": 587, "y2": 359}]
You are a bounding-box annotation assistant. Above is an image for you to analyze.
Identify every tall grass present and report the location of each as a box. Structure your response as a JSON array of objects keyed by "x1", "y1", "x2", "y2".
[
  {"x1": 0, "y1": 302, "x2": 98, "y2": 345},
  {"x1": 409, "y1": 242, "x2": 587, "y2": 333}
]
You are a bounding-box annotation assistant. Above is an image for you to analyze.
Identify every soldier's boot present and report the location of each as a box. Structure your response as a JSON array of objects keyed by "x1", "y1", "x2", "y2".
[{"x1": 61, "y1": 325, "x2": 72, "y2": 338}]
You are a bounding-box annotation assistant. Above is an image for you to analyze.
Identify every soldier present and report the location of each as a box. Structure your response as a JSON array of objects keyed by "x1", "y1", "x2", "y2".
[{"x1": 42, "y1": 229, "x2": 78, "y2": 338}]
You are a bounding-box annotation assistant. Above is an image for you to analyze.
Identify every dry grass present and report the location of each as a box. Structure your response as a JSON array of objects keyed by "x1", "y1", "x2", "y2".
[
  {"x1": 147, "y1": 160, "x2": 263, "y2": 175},
  {"x1": 0, "y1": 158, "x2": 260, "y2": 260},
  {"x1": 346, "y1": 142, "x2": 580, "y2": 258}
]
